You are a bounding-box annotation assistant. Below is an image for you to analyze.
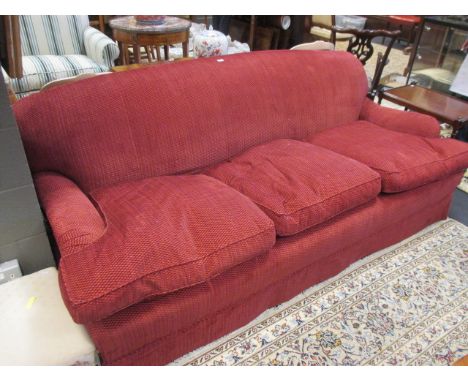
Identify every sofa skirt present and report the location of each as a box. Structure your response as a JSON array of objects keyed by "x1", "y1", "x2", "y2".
[{"x1": 86, "y1": 173, "x2": 462, "y2": 365}]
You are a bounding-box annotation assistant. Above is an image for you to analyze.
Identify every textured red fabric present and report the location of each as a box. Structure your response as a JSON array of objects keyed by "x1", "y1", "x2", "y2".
[
  {"x1": 360, "y1": 98, "x2": 440, "y2": 138},
  {"x1": 13, "y1": 51, "x2": 368, "y2": 192},
  {"x1": 85, "y1": 173, "x2": 461, "y2": 365},
  {"x1": 34, "y1": 172, "x2": 106, "y2": 256},
  {"x1": 13, "y1": 50, "x2": 465, "y2": 366},
  {"x1": 388, "y1": 15, "x2": 422, "y2": 24},
  {"x1": 205, "y1": 139, "x2": 381, "y2": 236},
  {"x1": 309, "y1": 121, "x2": 468, "y2": 192},
  {"x1": 39, "y1": 174, "x2": 276, "y2": 323}
]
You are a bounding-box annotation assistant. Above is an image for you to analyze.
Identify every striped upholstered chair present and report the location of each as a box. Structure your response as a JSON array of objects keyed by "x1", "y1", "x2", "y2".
[{"x1": 3, "y1": 15, "x2": 119, "y2": 98}]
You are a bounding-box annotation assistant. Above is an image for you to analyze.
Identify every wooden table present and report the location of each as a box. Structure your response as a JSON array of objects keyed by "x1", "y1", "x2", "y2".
[
  {"x1": 109, "y1": 16, "x2": 191, "y2": 64},
  {"x1": 111, "y1": 57, "x2": 193, "y2": 72},
  {"x1": 379, "y1": 85, "x2": 468, "y2": 138}
]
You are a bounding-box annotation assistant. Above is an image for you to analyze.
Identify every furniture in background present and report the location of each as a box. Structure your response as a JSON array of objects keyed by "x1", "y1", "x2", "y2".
[
  {"x1": 13, "y1": 51, "x2": 468, "y2": 365},
  {"x1": 109, "y1": 16, "x2": 191, "y2": 64},
  {"x1": 386, "y1": 16, "x2": 422, "y2": 46},
  {"x1": 364, "y1": 15, "x2": 422, "y2": 47},
  {"x1": 1, "y1": 15, "x2": 119, "y2": 98},
  {"x1": 0, "y1": 16, "x2": 22, "y2": 78},
  {"x1": 290, "y1": 41, "x2": 335, "y2": 51},
  {"x1": 332, "y1": 27, "x2": 401, "y2": 99},
  {"x1": 306, "y1": 15, "x2": 355, "y2": 44},
  {"x1": 226, "y1": 16, "x2": 294, "y2": 50},
  {"x1": 89, "y1": 15, "x2": 106, "y2": 33},
  {"x1": 0, "y1": 267, "x2": 96, "y2": 365},
  {"x1": 405, "y1": 16, "x2": 468, "y2": 93},
  {"x1": 6, "y1": 80, "x2": 17, "y2": 104},
  {"x1": 379, "y1": 84, "x2": 468, "y2": 138},
  {"x1": 111, "y1": 57, "x2": 194, "y2": 73}
]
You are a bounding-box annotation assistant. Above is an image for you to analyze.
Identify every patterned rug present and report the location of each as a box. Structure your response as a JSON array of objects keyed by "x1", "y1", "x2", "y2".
[{"x1": 173, "y1": 219, "x2": 468, "y2": 366}]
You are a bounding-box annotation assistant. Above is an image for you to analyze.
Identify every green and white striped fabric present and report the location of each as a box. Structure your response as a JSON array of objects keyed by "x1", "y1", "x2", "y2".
[
  {"x1": 10, "y1": 55, "x2": 107, "y2": 98},
  {"x1": 5, "y1": 15, "x2": 120, "y2": 97},
  {"x1": 83, "y1": 27, "x2": 120, "y2": 68},
  {"x1": 20, "y1": 15, "x2": 89, "y2": 56}
]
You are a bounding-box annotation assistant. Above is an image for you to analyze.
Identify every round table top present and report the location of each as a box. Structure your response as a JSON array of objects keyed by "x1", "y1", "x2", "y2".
[{"x1": 109, "y1": 16, "x2": 191, "y2": 34}]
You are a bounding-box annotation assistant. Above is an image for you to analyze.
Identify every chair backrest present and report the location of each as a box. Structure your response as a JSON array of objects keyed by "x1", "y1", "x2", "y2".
[
  {"x1": 332, "y1": 27, "x2": 401, "y2": 97},
  {"x1": 290, "y1": 41, "x2": 335, "y2": 51},
  {"x1": 19, "y1": 15, "x2": 89, "y2": 56},
  {"x1": 311, "y1": 15, "x2": 334, "y2": 29}
]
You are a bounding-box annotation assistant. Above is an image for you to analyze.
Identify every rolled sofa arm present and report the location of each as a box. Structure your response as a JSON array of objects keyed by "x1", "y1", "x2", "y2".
[
  {"x1": 34, "y1": 172, "x2": 106, "y2": 258},
  {"x1": 83, "y1": 27, "x2": 120, "y2": 69},
  {"x1": 360, "y1": 97, "x2": 441, "y2": 138}
]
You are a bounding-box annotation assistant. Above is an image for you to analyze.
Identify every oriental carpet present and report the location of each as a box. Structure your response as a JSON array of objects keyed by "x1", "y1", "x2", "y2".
[{"x1": 173, "y1": 219, "x2": 468, "y2": 366}]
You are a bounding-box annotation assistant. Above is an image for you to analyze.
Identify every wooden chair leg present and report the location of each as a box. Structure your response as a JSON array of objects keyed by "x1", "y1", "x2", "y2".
[
  {"x1": 145, "y1": 46, "x2": 152, "y2": 63},
  {"x1": 155, "y1": 46, "x2": 161, "y2": 61},
  {"x1": 164, "y1": 45, "x2": 169, "y2": 60},
  {"x1": 98, "y1": 15, "x2": 105, "y2": 32},
  {"x1": 6, "y1": 81, "x2": 17, "y2": 105},
  {"x1": 124, "y1": 44, "x2": 130, "y2": 65}
]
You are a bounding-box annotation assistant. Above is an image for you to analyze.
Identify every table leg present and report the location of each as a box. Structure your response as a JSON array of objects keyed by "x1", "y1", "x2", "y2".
[
  {"x1": 164, "y1": 45, "x2": 169, "y2": 60},
  {"x1": 182, "y1": 40, "x2": 189, "y2": 57},
  {"x1": 405, "y1": 18, "x2": 425, "y2": 83},
  {"x1": 118, "y1": 41, "x2": 125, "y2": 65},
  {"x1": 134, "y1": 44, "x2": 141, "y2": 64},
  {"x1": 436, "y1": 27, "x2": 454, "y2": 68},
  {"x1": 123, "y1": 44, "x2": 130, "y2": 65},
  {"x1": 249, "y1": 16, "x2": 256, "y2": 51},
  {"x1": 145, "y1": 46, "x2": 153, "y2": 63},
  {"x1": 155, "y1": 46, "x2": 161, "y2": 61}
]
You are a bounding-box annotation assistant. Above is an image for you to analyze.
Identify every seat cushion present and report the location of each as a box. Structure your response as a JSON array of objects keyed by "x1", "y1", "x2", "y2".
[
  {"x1": 309, "y1": 26, "x2": 353, "y2": 41},
  {"x1": 59, "y1": 174, "x2": 276, "y2": 323},
  {"x1": 10, "y1": 55, "x2": 107, "y2": 97},
  {"x1": 309, "y1": 121, "x2": 468, "y2": 193},
  {"x1": 205, "y1": 139, "x2": 381, "y2": 236}
]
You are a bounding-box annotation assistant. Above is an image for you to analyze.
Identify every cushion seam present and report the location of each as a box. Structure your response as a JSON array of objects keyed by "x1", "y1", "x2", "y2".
[{"x1": 359, "y1": 148, "x2": 468, "y2": 175}]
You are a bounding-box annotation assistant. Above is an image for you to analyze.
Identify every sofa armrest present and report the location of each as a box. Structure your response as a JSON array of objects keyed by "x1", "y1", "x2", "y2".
[
  {"x1": 360, "y1": 97, "x2": 441, "y2": 138},
  {"x1": 83, "y1": 27, "x2": 120, "y2": 69},
  {"x1": 34, "y1": 172, "x2": 106, "y2": 257}
]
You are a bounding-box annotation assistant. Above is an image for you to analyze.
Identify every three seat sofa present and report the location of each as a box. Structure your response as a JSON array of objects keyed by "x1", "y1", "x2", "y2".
[{"x1": 13, "y1": 51, "x2": 468, "y2": 365}]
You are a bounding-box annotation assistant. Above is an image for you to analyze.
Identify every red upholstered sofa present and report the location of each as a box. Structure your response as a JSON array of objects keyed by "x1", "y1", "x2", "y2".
[{"x1": 13, "y1": 51, "x2": 468, "y2": 365}]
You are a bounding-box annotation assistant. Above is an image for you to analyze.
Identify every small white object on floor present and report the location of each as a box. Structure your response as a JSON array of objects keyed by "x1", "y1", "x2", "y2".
[{"x1": 0, "y1": 267, "x2": 96, "y2": 365}]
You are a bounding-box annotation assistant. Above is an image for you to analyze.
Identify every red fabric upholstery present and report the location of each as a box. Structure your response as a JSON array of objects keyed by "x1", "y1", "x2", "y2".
[
  {"x1": 309, "y1": 121, "x2": 468, "y2": 192},
  {"x1": 388, "y1": 15, "x2": 422, "y2": 24},
  {"x1": 205, "y1": 139, "x2": 381, "y2": 236},
  {"x1": 86, "y1": 173, "x2": 462, "y2": 365},
  {"x1": 14, "y1": 51, "x2": 368, "y2": 192},
  {"x1": 37, "y1": 174, "x2": 276, "y2": 323},
  {"x1": 360, "y1": 98, "x2": 440, "y2": 138},
  {"x1": 13, "y1": 51, "x2": 465, "y2": 365},
  {"x1": 34, "y1": 172, "x2": 106, "y2": 256}
]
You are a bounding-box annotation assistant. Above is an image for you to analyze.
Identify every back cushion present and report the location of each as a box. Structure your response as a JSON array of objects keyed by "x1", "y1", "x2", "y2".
[
  {"x1": 14, "y1": 50, "x2": 368, "y2": 192},
  {"x1": 20, "y1": 15, "x2": 88, "y2": 56}
]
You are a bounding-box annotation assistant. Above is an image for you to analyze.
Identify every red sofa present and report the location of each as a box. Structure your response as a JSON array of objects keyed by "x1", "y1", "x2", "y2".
[{"x1": 14, "y1": 51, "x2": 468, "y2": 365}]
